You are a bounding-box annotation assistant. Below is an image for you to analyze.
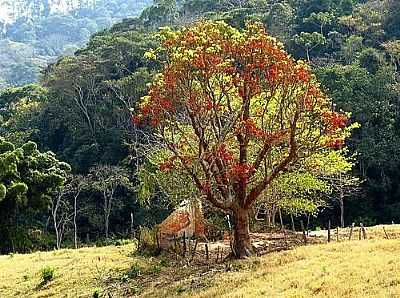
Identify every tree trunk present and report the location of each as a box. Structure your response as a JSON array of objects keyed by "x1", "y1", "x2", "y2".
[
  {"x1": 272, "y1": 208, "x2": 277, "y2": 226},
  {"x1": 53, "y1": 215, "x2": 60, "y2": 250},
  {"x1": 232, "y1": 207, "x2": 253, "y2": 258},
  {"x1": 339, "y1": 198, "x2": 345, "y2": 228},
  {"x1": 105, "y1": 214, "x2": 109, "y2": 239},
  {"x1": 74, "y1": 195, "x2": 78, "y2": 249},
  {"x1": 291, "y1": 214, "x2": 296, "y2": 232},
  {"x1": 266, "y1": 210, "x2": 271, "y2": 227},
  {"x1": 279, "y1": 209, "x2": 284, "y2": 229}
]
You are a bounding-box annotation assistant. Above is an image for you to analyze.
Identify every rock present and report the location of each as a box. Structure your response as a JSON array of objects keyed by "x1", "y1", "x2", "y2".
[{"x1": 158, "y1": 199, "x2": 206, "y2": 249}]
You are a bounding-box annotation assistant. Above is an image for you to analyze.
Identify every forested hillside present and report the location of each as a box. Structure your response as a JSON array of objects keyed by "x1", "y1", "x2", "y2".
[
  {"x1": 0, "y1": 0, "x2": 152, "y2": 88},
  {"x1": 1, "y1": 0, "x2": 400, "y2": 255}
]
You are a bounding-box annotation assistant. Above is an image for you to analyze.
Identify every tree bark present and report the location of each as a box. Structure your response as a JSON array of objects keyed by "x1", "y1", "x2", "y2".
[{"x1": 232, "y1": 207, "x2": 253, "y2": 258}]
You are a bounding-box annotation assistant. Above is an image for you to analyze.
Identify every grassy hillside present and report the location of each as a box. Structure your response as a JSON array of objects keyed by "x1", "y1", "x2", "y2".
[
  {"x1": 1, "y1": 225, "x2": 400, "y2": 297},
  {"x1": 181, "y1": 238, "x2": 400, "y2": 298},
  {"x1": 0, "y1": 243, "x2": 138, "y2": 297}
]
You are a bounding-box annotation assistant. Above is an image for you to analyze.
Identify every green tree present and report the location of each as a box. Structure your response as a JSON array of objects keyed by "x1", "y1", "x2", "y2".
[
  {"x1": 0, "y1": 138, "x2": 70, "y2": 253},
  {"x1": 294, "y1": 31, "x2": 327, "y2": 62},
  {"x1": 317, "y1": 63, "x2": 400, "y2": 223},
  {"x1": 0, "y1": 84, "x2": 47, "y2": 144},
  {"x1": 303, "y1": 12, "x2": 334, "y2": 35}
]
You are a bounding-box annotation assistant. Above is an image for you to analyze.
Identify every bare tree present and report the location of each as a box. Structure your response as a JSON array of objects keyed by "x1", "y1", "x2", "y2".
[
  {"x1": 88, "y1": 165, "x2": 132, "y2": 239},
  {"x1": 51, "y1": 188, "x2": 73, "y2": 249},
  {"x1": 326, "y1": 173, "x2": 361, "y2": 228},
  {"x1": 67, "y1": 175, "x2": 87, "y2": 249}
]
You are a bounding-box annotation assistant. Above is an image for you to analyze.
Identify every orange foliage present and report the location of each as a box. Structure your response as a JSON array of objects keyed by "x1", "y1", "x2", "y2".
[{"x1": 134, "y1": 21, "x2": 351, "y2": 212}]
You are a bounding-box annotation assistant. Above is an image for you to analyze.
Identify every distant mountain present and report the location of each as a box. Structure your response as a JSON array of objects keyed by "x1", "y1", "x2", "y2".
[{"x1": 0, "y1": 0, "x2": 152, "y2": 88}]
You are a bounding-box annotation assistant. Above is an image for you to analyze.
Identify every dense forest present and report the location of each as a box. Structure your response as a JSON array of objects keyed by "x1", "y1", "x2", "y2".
[{"x1": 1, "y1": 0, "x2": 400, "y2": 254}]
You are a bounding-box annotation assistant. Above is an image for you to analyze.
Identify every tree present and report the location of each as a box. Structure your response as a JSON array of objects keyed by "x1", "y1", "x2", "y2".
[
  {"x1": 316, "y1": 64, "x2": 400, "y2": 224},
  {"x1": 51, "y1": 187, "x2": 73, "y2": 249},
  {"x1": 0, "y1": 84, "x2": 47, "y2": 144},
  {"x1": 340, "y1": 35, "x2": 364, "y2": 64},
  {"x1": 294, "y1": 31, "x2": 327, "y2": 62},
  {"x1": 0, "y1": 138, "x2": 70, "y2": 253},
  {"x1": 303, "y1": 12, "x2": 334, "y2": 35},
  {"x1": 69, "y1": 175, "x2": 86, "y2": 249},
  {"x1": 384, "y1": 0, "x2": 400, "y2": 39},
  {"x1": 382, "y1": 40, "x2": 400, "y2": 71},
  {"x1": 50, "y1": 174, "x2": 87, "y2": 249},
  {"x1": 257, "y1": 171, "x2": 330, "y2": 228},
  {"x1": 328, "y1": 173, "x2": 361, "y2": 228},
  {"x1": 305, "y1": 148, "x2": 360, "y2": 228},
  {"x1": 265, "y1": 2, "x2": 295, "y2": 44},
  {"x1": 137, "y1": 149, "x2": 199, "y2": 207},
  {"x1": 88, "y1": 165, "x2": 132, "y2": 239},
  {"x1": 41, "y1": 29, "x2": 157, "y2": 173},
  {"x1": 135, "y1": 21, "x2": 353, "y2": 258}
]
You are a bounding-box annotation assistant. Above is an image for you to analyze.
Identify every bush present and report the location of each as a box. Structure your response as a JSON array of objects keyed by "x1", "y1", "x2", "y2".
[
  {"x1": 127, "y1": 262, "x2": 141, "y2": 278},
  {"x1": 92, "y1": 289, "x2": 100, "y2": 298},
  {"x1": 0, "y1": 226, "x2": 56, "y2": 254},
  {"x1": 137, "y1": 227, "x2": 160, "y2": 256},
  {"x1": 148, "y1": 264, "x2": 161, "y2": 274},
  {"x1": 40, "y1": 266, "x2": 55, "y2": 284}
]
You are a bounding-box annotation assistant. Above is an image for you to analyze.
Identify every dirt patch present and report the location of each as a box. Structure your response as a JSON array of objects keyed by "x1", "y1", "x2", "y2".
[{"x1": 106, "y1": 229, "x2": 325, "y2": 297}]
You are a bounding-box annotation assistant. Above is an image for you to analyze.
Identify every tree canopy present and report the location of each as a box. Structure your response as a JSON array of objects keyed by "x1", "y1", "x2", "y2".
[{"x1": 135, "y1": 21, "x2": 354, "y2": 257}]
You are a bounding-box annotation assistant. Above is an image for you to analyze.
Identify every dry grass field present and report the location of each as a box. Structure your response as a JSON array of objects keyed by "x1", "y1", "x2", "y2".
[{"x1": 0, "y1": 225, "x2": 399, "y2": 298}]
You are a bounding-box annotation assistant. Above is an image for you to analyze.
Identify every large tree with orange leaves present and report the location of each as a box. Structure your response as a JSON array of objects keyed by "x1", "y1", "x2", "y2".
[{"x1": 135, "y1": 21, "x2": 353, "y2": 258}]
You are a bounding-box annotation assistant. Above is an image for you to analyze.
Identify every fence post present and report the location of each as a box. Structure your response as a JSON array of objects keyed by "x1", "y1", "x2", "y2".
[
  {"x1": 348, "y1": 223, "x2": 355, "y2": 240},
  {"x1": 328, "y1": 220, "x2": 331, "y2": 243},
  {"x1": 336, "y1": 226, "x2": 339, "y2": 242},
  {"x1": 173, "y1": 235, "x2": 177, "y2": 258},
  {"x1": 191, "y1": 239, "x2": 198, "y2": 262},
  {"x1": 205, "y1": 243, "x2": 209, "y2": 261},
  {"x1": 182, "y1": 232, "x2": 187, "y2": 257},
  {"x1": 383, "y1": 226, "x2": 389, "y2": 239},
  {"x1": 360, "y1": 223, "x2": 367, "y2": 239},
  {"x1": 156, "y1": 232, "x2": 160, "y2": 251},
  {"x1": 130, "y1": 213, "x2": 134, "y2": 239}
]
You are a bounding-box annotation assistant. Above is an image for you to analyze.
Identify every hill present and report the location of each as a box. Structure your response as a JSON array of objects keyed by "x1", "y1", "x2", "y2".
[
  {"x1": 0, "y1": 0, "x2": 152, "y2": 88},
  {"x1": 1, "y1": 225, "x2": 399, "y2": 297}
]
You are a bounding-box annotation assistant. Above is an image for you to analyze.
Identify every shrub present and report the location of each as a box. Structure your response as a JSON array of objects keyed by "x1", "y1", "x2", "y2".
[
  {"x1": 148, "y1": 264, "x2": 161, "y2": 274},
  {"x1": 127, "y1": 262, "x2": 141, "y2": 278},
  {"x1": 92, "y1": 289, "x2": 100, "y2": 298},
  {"x1": 159, "y1": 257, "x2": 170, "y2": 267},
  {"x1": 40, "y1": 266, "x2": 55, "y2": 284},
  {"x1": 137, "y1": 227, "x2": 160, "y2": 256}
]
